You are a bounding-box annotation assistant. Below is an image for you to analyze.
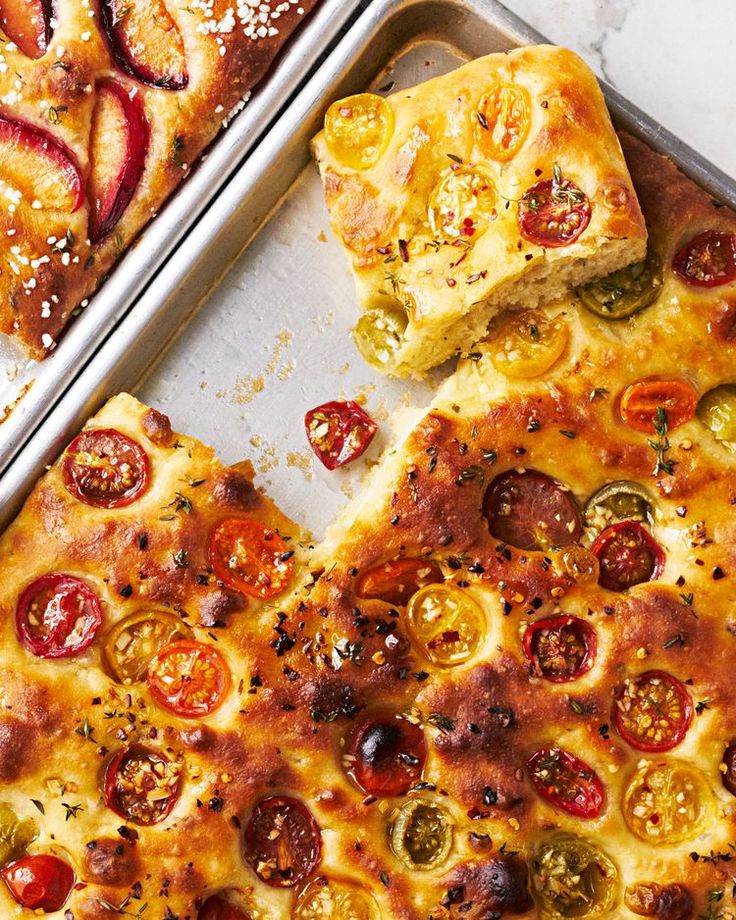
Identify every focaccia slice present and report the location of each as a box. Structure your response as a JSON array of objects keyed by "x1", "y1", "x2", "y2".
[{"x1": 311, "y1": 45, "x2": 647, "y2": 377}]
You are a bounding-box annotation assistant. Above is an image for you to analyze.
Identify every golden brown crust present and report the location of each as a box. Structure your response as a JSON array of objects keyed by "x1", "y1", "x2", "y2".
[{"x1": 0, "y1": 0, "x2": 318, "y2": 357}]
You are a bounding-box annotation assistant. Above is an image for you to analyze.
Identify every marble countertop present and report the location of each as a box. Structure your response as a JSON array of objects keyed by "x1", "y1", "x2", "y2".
[{"x1": 501, "y1": 0, "x2": 735, "y2": 179}]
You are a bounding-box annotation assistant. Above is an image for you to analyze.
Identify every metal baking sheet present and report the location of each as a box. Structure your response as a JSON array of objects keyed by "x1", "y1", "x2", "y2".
[
  {"x1": 0, "y1": 0, "x2": 362, "y2": 475},
  {"x1": 2, "y1": 0, "x2": 735, "y2": 534}
]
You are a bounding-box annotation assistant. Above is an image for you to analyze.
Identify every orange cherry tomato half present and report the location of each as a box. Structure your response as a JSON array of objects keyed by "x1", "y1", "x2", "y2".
[
  {"x1": 476, "y1": 82, "x2": 531, "y2": 161},
  {"x1": 198, "y1": 892, "x2": 251, "y2": 920},
  {"x1": 518, "y1": 171, "x2": 591, "y2": 248},
  {"x1": 591, "y1": 521, "x2": 665, "y2": 592},
  {"x1": 147, "y1": 640, "x2": 230, "y2": 718},
  {"x1": 304, "y1": 400, "x2": 377, "y2": 470},
  {"x1": 618, "y1": 378, "x2": 697, "y2": 433},
  {"x1": 209, "y1": 518, "x2": 294, "y2": 599},
  {"x1": 355, "y1": 557, "x2": 443, "y2": 606},
  {"x1": 483, "y1": 469, "x2": 582, "y2": 552},
  {"x1": 614, "y1": 670, "x2": 693, "y2": 753},
  {"x1": 62, "y1": 428, "x2": 150, "y2": 508},
  {"x1": 16, "y1": 573, "x2": 102, "y2": 659},
  {"x1": 104, "y1": 745, "x2": 182, "y2": 825},
  {"x1": 345, "y1": 714, "x2": 427, "y2": 797},
  {"x1": 527, "y1": 748, "x2": 605, "y2": 819},
  {"x1": 1, "y1": 854, "x2": 75, "y2": 912},
  {"x1": 242, "y1": 796, "x2": 321, "y2": 888},
  {"x1": 672, "y1": 230, "x2": 736, "y2": 287},
  {"x1": 523, "y1": 615, "x2": 597, "y2": 682}
]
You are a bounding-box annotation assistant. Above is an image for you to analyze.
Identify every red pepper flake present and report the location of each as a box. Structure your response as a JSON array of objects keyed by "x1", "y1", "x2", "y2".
[{"x1": 398, "y1": 238, "x2": 409, "y2": 262}]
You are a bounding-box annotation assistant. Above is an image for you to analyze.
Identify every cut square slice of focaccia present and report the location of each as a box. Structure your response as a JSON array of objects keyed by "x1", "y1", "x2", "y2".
[
  {"x1": 311, "y1": 45, "x2": 647, "y2": 378},
  {"x1": 261, "y1": 135, "x2": 736, "y2": 917},
  {"x1": 0, "y1": 0, "x2": 317, "y2": 357},
  {"x1": 0, "y1": 392, "x2": 322, "y2": 919}
]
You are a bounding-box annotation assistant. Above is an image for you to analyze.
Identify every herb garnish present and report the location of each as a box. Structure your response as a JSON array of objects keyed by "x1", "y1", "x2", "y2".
[{"x1": 648, "y1": 406, "x2": 677, "y2": 476}]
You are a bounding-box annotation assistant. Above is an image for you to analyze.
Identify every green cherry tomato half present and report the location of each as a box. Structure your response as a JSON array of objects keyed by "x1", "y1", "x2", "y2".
[
  {"x1": 353, "y1": 304, "x2": 408, "y2": 371},
  {"x1": 389, "y1": 798, "x2": 453, "y2": 870},
  {"x1": 577, "y1": 248, "x2": 663, "y2": 319},
  {"x1": 531, "y1": 833, "x2": 619, "y2": 919},
  {"x1": 584, "y1": 481, "x2": 654, "y2": 535},
  {"x1": 697, "y1": 384, "x2": 736, "y2": 446},
  {"x1": 0, "y1": 803, "x2": 38, "y2": 867}
]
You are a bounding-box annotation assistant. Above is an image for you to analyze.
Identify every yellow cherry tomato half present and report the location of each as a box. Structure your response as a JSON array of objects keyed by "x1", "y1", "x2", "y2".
[
  {"x1": 324, "y1": 93, "x2": 394, "y2": 170},
  {"x1": 475, "y1": 82, "x2": 531, "y2": 162},
  {"x1": 103, "y1": 610, "x2": 193, "y2": 684},
  {"x1": 488, "y1": 309, "x2": 569, "y2": 379},
  {"x1": 428, "y1": 166, "x2": 497, "y2": 240},
  {"x1": 622, "y1": 760, "x2": 713, "y2": 846},
  {"x1": 293, "y1": 876, "x2": 379, "y2": 920},
  {"x1": 406, "y1": 583, "x2": 485, "y2": 667}
]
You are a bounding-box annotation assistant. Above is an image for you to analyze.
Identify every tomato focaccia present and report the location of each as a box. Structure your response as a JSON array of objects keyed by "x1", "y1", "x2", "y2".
[
  {"x1": 0, "y1": 392, "x2": 319, "y2": 919},
  {"x1": 0, "y1": 0, "x2": 317, "y2": 358},
  {"x1": 310, "y1": 45, "x2": 647, "y2": 378},
  {"x1": 256, "y1": 134, "x2": 736, "y2": 919}
]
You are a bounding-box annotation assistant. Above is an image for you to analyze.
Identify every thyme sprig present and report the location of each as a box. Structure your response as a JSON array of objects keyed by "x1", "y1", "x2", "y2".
[{"x1": 648, "y1": 406, "x2": 677, "y2": 476}]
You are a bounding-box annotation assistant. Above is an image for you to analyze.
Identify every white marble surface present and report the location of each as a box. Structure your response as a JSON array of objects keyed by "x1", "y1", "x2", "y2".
[{"x1": 501, "y1": 0, "x2": 735, "y2": 179}]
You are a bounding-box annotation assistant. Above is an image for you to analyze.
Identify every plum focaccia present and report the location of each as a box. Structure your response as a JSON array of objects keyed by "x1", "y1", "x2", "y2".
[
  {"x1": 0, "y1": 0, "x2": 318, "y2": 358},
  {"x1": 311, "y1": 45, "x2": 647, "y2": 378},
  {"x1": 1, "y1": 136, "x2": 736, "y2": 920}
]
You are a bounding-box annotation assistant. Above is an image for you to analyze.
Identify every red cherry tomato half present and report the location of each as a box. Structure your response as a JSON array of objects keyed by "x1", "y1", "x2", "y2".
[
  {"x1": 618, "y1": 378, "x2": 697, "y2": 433},
  {"x1": 614, "y1": 670, "x2": 693, "y2": 753},
  {"x1": 199, "y1": 892, "x2": 251, "y2": 920},
  {"x1": 591, "y1": 521, "x2": 665, "y2": 592},
  {"x1": 527, "y1": 748, "x2": 605, "y2": 819},
  {"x1": 345, "y1": 714, "x2": 427, "y2": 796},
  {"x1": 355, "y1": 557, "x2": 443, "y2": 606},
  {"x1": 1, "y1": 854, "x2": 75, "y2": 912},
  {"x1": 304, "y1": 400, "x2": 378, "y2": 470},
  {"x1": 673, "y1": 230, "x2": 736, "y2": 287},
  {"x1": 62, "y1": 428, "x2": 150, "y2": 508},
  {"x1": 242, "y1": 796, "x2": 321, "y2": 888},
  {"x1": 483, "y1": 469, "x2": 582, "y2": 552},
  {"x1": 147, "y1": 640, "x2": 230, "y2": 718},
  {"x1": 518, "y1": 173, "x2": 591, "y2": 248},
  {"x1": 16, "y1": 573, "x2": 102, "y2": 659},
  {"x1": 209, "y1": 518, "x2": 294, "y2": 599},
  {"x1": 104, "y1": 745, "x2": 182, "y2": 825},
  {"x1": 523, "y1": 615, "x2": 597, "y2": 682}
]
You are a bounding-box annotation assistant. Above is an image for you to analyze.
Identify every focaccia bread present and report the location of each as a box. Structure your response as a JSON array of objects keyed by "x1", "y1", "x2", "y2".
[
  {"x1": 0, "y1": 0, "x2": 317, "y2": 357},
  {"x1": 0, "y1": 392, "x2": 315, "y2": 919},
  {"x1": 311, "y1": 45, "x2": 647, "y2": 377}
]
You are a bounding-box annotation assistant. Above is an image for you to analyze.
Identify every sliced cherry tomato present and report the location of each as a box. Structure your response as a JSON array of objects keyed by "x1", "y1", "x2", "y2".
[
  {"x1": 428, "y1": 166, "x2": 497, "y2": 240},
  {"x1": 353, "y1": 304, "x2": 408, "y2": 372},
  {"x1": 483, "y1": 469, "x2": 582, "y2": 552},
  {"x1": 406, "y1": 583, "x2": 485, "y2": 667},
  {"x1": 147, "y1": 640, "x2": 230, "y2": 718},
  {"x1": 324, "y1": 93, "x2": 394, "y2": 170},
  {"x1": 622, "y1": 760, "x2": 713, "y2": 845},
  {"x1": 16, "y1": 573, "x2": 102, "y2": 659},
  {"x1": 722, "y1": 742, "x2": 736, "y2": 798},
  {"x1": 475, "y1": 82, "x2": 531, "y2": 161},
  {"x1": 209, "y1": 518, "x2": 294, "y2": 599},
  {"x1": 531, "y1": 834, "x2": 618, "y2": 920},
  {"x1": 294, "y1": 876, "x2": 379, "y2": 920},
  {"x1": 104, "y1": 745, "x2": 182, "y2": 825},
  {"x1": 104, "y1": 610, "x2": 193, "y2": 684},
  {"x1": 527, "y1": 748, "x2": 604, "y2": 819},
  {"x1": 523, "y1": 615, "x2": 597, "y2": 682},
  {"x1": 389, "y1": 798, "x2": 452, "y2": 870},
  {"x1": 591, "y1": 521, "x2": 664, "y2": 592},
  {"x1": 577, "y1": 248, "x2": 663, "y2": 319},
  {"x1": 198, "y1": 891, "x2": 251, "y2": 920},
  {"x1": 614, "y1": 670, "x2": 693, "y2": 753},
  {"x1": 487, "y1": 309, "x2": 569, "y2": 379},
  {"x1": 1, "y1": 854, "x2": 74, "y2": 912},
  {"x1": 62, "y1": 428, "x2": 149, "y2": 508},
  {"x1": 673, "y1": 230, "x2": 736, "y2": 287},
  {"x1": 305, "y1": 400, "x2": 377, "y2": 471},
  {"x1": 242, "y1": 796, "x2": 321, "y2": 887},
  {"x1": 355, "y1": 557, "x2": 443, "y2": 606},
  {"x1": 345, "y1": 714, "x2": 426, "y2": 796},
  {"x1": 618, "y1": 378, "x2": 697, "y2": 433},
  {"x1": 0, "y1": 804, "x2": 37, "y2": 867},
  {"x1": 518, "y1": 170, "x2": 591, "y2": 248},
  {"x1": 697, "y1": 384, "x2": 736, "y2": 446},
  {"x1": 583, "y1": 481, "x2": 653, "y2": 535}
]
